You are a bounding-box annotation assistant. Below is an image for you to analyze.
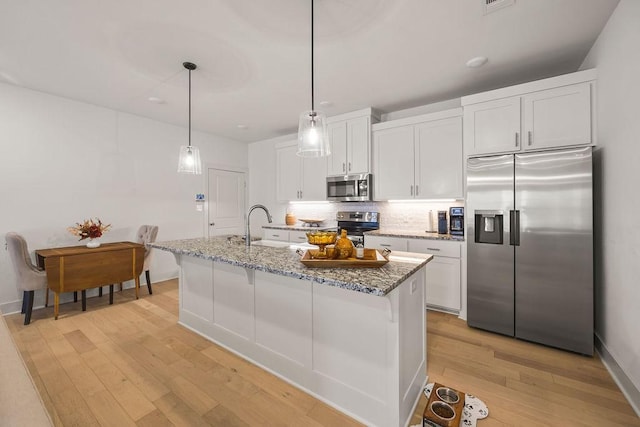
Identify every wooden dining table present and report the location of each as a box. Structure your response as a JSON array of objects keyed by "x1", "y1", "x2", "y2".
[{"x1": 36, "y1": 241, "x2": 145, "y2": 319}]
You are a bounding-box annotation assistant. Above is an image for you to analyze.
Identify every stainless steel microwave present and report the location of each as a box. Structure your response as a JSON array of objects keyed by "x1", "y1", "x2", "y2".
[{"x1": 326, "y1": 174, "x2": 373, "y2": 202}]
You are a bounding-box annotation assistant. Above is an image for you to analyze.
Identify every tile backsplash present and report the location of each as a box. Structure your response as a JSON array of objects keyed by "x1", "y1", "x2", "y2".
[{"x1": 287, "y1": 200, "x2": 464, "y2": 232}]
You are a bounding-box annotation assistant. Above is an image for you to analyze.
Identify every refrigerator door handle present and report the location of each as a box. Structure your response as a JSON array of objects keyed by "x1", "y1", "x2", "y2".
[{"x1": 510, "y1": 210, "x2": 520, "y2": 246}]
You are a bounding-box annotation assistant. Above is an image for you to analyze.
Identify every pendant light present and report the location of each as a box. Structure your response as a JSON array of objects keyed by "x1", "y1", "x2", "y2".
[
  {"x1": 177, "y1": 61, "x2": 202, "y2": 174},
  {"x1": 297, "y1": 0, "x2": 330, "y2": 158}
]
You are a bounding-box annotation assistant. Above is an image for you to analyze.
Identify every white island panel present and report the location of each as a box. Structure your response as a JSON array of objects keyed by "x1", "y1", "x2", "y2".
[
  {"x1": 180, "y1": 255, "x2": 213, "y2": 322},
  {"x1": 255, "y1": 271, "x2": 312, "y2": 368},
  {"x1": 213, "y1": 262, "x2": 254, "y2": 341}
]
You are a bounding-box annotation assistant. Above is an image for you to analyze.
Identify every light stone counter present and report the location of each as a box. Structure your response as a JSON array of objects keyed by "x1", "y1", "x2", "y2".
[
  {"x1": 262, "y1": 223, "x2": 337, "y2": 232},
  {"x1": 151, "y1": 236, "x2": 431, "y2": 296},
  {"x1": 366, "y1": 228, "x2": 465, "y2": 242}
]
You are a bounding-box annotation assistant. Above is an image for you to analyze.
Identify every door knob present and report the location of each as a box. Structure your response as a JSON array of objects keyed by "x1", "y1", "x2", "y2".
[{"x1": 209, "y1": 222, "x2": 215, "y2": 226}]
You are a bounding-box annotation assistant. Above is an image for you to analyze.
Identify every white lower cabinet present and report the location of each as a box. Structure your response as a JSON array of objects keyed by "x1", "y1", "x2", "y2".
[
  {"x1": 407, "y1": 239, "x2": 461, "y2": 313},
  {"x1": 363, "y1": 235, "x2": 408, "y2": 252},
  {"x1": 263, "y1": 229, "x2": 289, "y2": 241},
  {"x1": 365, "y1": 235, "x2": 462, "y2": 313}
]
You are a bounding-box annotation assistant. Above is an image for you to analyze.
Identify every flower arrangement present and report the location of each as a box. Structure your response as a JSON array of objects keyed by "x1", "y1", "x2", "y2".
[{"x1": 67, "y1": 218, "x2": 111, "y2": 241}]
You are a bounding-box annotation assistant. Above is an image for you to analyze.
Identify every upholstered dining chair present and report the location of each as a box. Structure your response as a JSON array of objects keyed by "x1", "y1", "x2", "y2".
[
  {"x1": 5, "y1": 232, "x2": 49, "y2": 325},
  {"x1": 136, "y1": 225, "x2": 159, "y2": 294}
]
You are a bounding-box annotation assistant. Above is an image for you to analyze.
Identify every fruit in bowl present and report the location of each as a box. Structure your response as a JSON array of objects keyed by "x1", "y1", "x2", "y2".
[{"x1": 306, "y1": 231, "x2": 337, "y2": 246}]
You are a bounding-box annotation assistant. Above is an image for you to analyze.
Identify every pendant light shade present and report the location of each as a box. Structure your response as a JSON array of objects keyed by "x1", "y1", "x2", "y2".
[
  {"x1": 177, "y1": 61, "x2": 203, "y2": 174},
  {"x1": 297, "y1": 0, "x2": 330, "y2": 158}
]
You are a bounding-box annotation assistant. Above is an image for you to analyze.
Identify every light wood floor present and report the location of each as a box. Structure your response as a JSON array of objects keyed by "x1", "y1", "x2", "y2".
[{"x1": 6, "y1": 279, "x2": 639, "y2": 427}]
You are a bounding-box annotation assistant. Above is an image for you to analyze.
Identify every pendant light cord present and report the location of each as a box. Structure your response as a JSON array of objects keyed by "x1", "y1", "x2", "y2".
[
  {"x1": 188, "y1": 67, "x2": 192, "y2": 147},
  {"x1": 311, "y1": 0, "x2": 315, "y2": 112}
]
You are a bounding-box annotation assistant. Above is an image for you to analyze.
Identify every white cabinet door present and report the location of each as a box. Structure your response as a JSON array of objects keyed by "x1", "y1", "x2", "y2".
[
  {"x1": 464, "y1": 96, "x2": 521, "y2": 156},
  {"x1": 264, "y1": 229, "x2": 289, "y2": 242},
  {"x1": 347, "y1": 116, "x2": 371, "y2": 175},
  {"x1": 276, "y1": 145, "x2": 301, "y2": 202},
  {"x1": 301, "y1": 156, "x2": 327, "y2": 201},
  {"x1": 364, "y1": 235, "x2": 407, "y2": 251},
  {"x1": 373, "y1": 126, "x2": 414, "y2": 200},
  {"x1": 327, "y1": 121, "x2": 348, "y2": 176},
  {"x1": 424, "y1": 257, "x2": 461, "y2": 312},
  {"x1": 289, "y1": 230, "x2": 310, "y2": 244},
  {"x1": 415, "y1": 116, "x2": 463, "y2": 199},
  {"x1": 523, "y1": 83, "x2": 592, "y2": 150},
  {"x1": 407, "y1": 239, "x2": 461, "y2": 312}
]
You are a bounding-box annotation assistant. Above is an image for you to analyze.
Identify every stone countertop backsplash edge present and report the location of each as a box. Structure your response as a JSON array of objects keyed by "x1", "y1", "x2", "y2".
[
  {"x1": 263, "y1": 224, "x2": 337, "y2": 231},
  {"x1": 151, "y1": 237, "x2": 431, "y2": 297},
  {"x1": 365, "y1": 229, "x2": 465, "y2": 242}
]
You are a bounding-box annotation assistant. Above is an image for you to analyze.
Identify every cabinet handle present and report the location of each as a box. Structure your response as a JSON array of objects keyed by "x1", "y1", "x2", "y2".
[
  {"x1": 273, "y1": 234, "x2": 280, "y2": 237},
  {"x1": 426, "y1": 248, "x2": 441, "y2": 252},
  {"x1": 415, "y1": 185, "x2": 419, "y2": 196},
  {"x1": 297, "y1": 236, "x2": 305, "y2": 240},
  {"x1": 410, "y1": 185, "x2": 414, "y2": 196},
  {"x1": 209, "y1": 222, "x2": 215, "y2": 226},
  {"x1": 299, "y1": 190, "x2": 303, "y2": 199},
  {"x1": 348, "y1": 162, "x2": 351, "y2": 171},
  {"x1": 342, "y1": 163, "x2": 346, "y2": 172},
  {"x1": 528, "y1": 131, "x2": 533, "y2": 146},
  {"x1": 515, "y1": 132, "x2": 519, "y2": 147},
  {"x1": 380, "y1": 244, "x2": 392, "y2": 247}
]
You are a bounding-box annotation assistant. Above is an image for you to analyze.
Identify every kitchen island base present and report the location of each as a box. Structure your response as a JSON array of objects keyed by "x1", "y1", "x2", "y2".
[{"x1": 176, "y1": 254, "x2": 427, "y2": 427}]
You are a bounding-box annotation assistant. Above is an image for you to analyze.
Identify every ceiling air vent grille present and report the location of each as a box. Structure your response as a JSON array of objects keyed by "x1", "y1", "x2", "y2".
[{"x1": 483, "y1": 0, "x2": 515, "y2": 15}]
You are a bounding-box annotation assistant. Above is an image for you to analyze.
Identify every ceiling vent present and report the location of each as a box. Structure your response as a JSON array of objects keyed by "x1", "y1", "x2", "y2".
[{"x1": 483, "y1": 0, "x2": 515, "y2": 15}]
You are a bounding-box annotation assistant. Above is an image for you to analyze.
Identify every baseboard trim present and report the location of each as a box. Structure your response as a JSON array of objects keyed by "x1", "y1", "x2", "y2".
[{"x1": 595, "y1": 333, "x2": 640, "y2": 417}]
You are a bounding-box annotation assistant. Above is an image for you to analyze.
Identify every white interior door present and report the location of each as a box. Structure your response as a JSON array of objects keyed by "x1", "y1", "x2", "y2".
[{"x1": 208, "y1": 168, "x2": 246, "y2": 236}]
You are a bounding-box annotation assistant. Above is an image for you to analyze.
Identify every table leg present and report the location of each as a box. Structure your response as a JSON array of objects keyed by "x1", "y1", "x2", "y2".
[
  {"x1": 81, "y1": 290, "x2": 87, "y2": 311},
  {"x1": 54, "y1": 293, "x2": 59, "y2": 320},
  {"x1": 109, "y1": 284, "x2": 114, "y2": 305},
  {"x1": 135, "y1": 277, "x2": 140, "y2": 299}
]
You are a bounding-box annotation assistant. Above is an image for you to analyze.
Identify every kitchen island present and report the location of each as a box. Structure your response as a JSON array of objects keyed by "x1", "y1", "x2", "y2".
[{"x1": 151, "y1": 237, "x2": 433, "y2": 427}]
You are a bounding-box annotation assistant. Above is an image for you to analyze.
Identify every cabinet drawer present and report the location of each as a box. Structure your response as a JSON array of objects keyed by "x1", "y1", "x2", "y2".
[
  {"x1": 263, "y1": 230, "x2": 289, "y2": 242},
  {"x1": 364, "y1": 235, "x2": 407, "y2": 251},
  {"x1": 289, "y1": 230, "x2": 310, "y2": 243},
  {"x1": 407, "y1": 239, "x2": 460, "y2": 258}
]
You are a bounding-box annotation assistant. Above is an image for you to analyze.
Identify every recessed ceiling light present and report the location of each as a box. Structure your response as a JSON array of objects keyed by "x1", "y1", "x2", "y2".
[
  {"x1": 237, "y1": 124, "x2": 248, "y2": 130},
  {"x1": 466, "y1": 56, "x2": 488, "y2": 68},
  {"x1": 147, "y1": 96, "x2": 165, "y2": 104}
]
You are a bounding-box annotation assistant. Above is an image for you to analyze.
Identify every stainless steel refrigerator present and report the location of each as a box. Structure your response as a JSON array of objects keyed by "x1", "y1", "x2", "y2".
[{"x1": 466, "y1": 146, "x2": 593, "y2": 355}]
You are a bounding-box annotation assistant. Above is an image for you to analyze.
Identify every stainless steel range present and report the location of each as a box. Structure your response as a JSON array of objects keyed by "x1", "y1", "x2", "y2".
[{"x1": 336, "y1": 211, "x2": 379, "y2": 246}]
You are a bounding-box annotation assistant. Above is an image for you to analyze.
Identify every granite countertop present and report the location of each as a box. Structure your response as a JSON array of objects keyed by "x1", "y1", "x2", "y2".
[
  {"x1": 263, "y1": 224, "x2": 337, "y2": 231},
  {"x1": 151, "y1": 236, "x2": 432, "y2": 297},
  {"x1": 365, "y1": 228, "x2": 465, "y2": 242}
]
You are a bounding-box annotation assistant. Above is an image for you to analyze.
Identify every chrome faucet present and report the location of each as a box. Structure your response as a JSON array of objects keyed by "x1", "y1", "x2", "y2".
[{"x1": 245, "y1": 204, "x2": 273, "y2": 247}]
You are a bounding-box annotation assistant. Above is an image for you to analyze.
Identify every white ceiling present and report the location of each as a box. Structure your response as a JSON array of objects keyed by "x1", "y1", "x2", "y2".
[{"x1": 0, "y1": 0, "x2": 619, "y2": 143}]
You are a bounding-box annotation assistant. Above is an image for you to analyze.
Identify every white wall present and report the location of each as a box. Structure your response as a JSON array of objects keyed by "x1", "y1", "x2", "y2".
[
  {"x1": 0, "y1": 82, "x2": 247, "y2": 313},
  {"x1": 580, "y1": 0, "x2": 640, "y2": 396}
]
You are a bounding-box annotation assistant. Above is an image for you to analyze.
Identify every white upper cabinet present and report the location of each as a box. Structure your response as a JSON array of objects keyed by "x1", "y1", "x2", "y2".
[
  {"x1": 326, "y1": 109, "x2": 379, "y2": 176},
  {"x1": 462, "y1": 69, "x2": 596, "y2": 157},
  {"x1": 463, "y1": 97, "x2": 521, "y2": 155},
  {"x1": 372, "y1": 125, "x2": 415, "y2": 200},
  {"x1": 373, "y1": 109, "x2": 463, "y2": 200},
  {"x1": 522, "y1": 83, "x2": 592, "y2": 150},
  {"x1": 415, "y1": 117, "x2": 463, "y2": 199},
  {"x1": 276, "y1": 142, "x2": 327, "y2": 202}
]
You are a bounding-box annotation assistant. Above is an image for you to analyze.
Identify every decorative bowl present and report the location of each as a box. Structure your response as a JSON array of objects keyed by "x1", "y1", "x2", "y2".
[{"x1": 305, "y1": 231, "x2": 337, "y2": 246}]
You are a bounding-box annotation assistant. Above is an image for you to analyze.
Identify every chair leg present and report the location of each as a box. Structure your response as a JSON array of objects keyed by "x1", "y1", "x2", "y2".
[
  {"x1": 45, "y1": 288, "x2": 49, "y2": 307},
  {"x1": 145, "y1": 270, "x2": 153, "y2": 295},
  {"x1": 109, "y1": 284, "x2": 114, "y2": 305},
  {"x1": 81, "y1": 290, "x2": 87, "y2": 311},
  {"x1": 21, "y1": 291, "x2": 27, "y2": 314},
  {"x1": 74, "y1": 291, "x2": 78, "y2": 303},
  {"x1": 24, "y1": 290, "x2": 35, "y2": 325}
]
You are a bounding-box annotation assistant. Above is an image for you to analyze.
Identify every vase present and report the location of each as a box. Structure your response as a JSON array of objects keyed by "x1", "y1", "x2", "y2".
[{"x1": 86, "y1": 238, "x2": 101, "y2": 248}]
